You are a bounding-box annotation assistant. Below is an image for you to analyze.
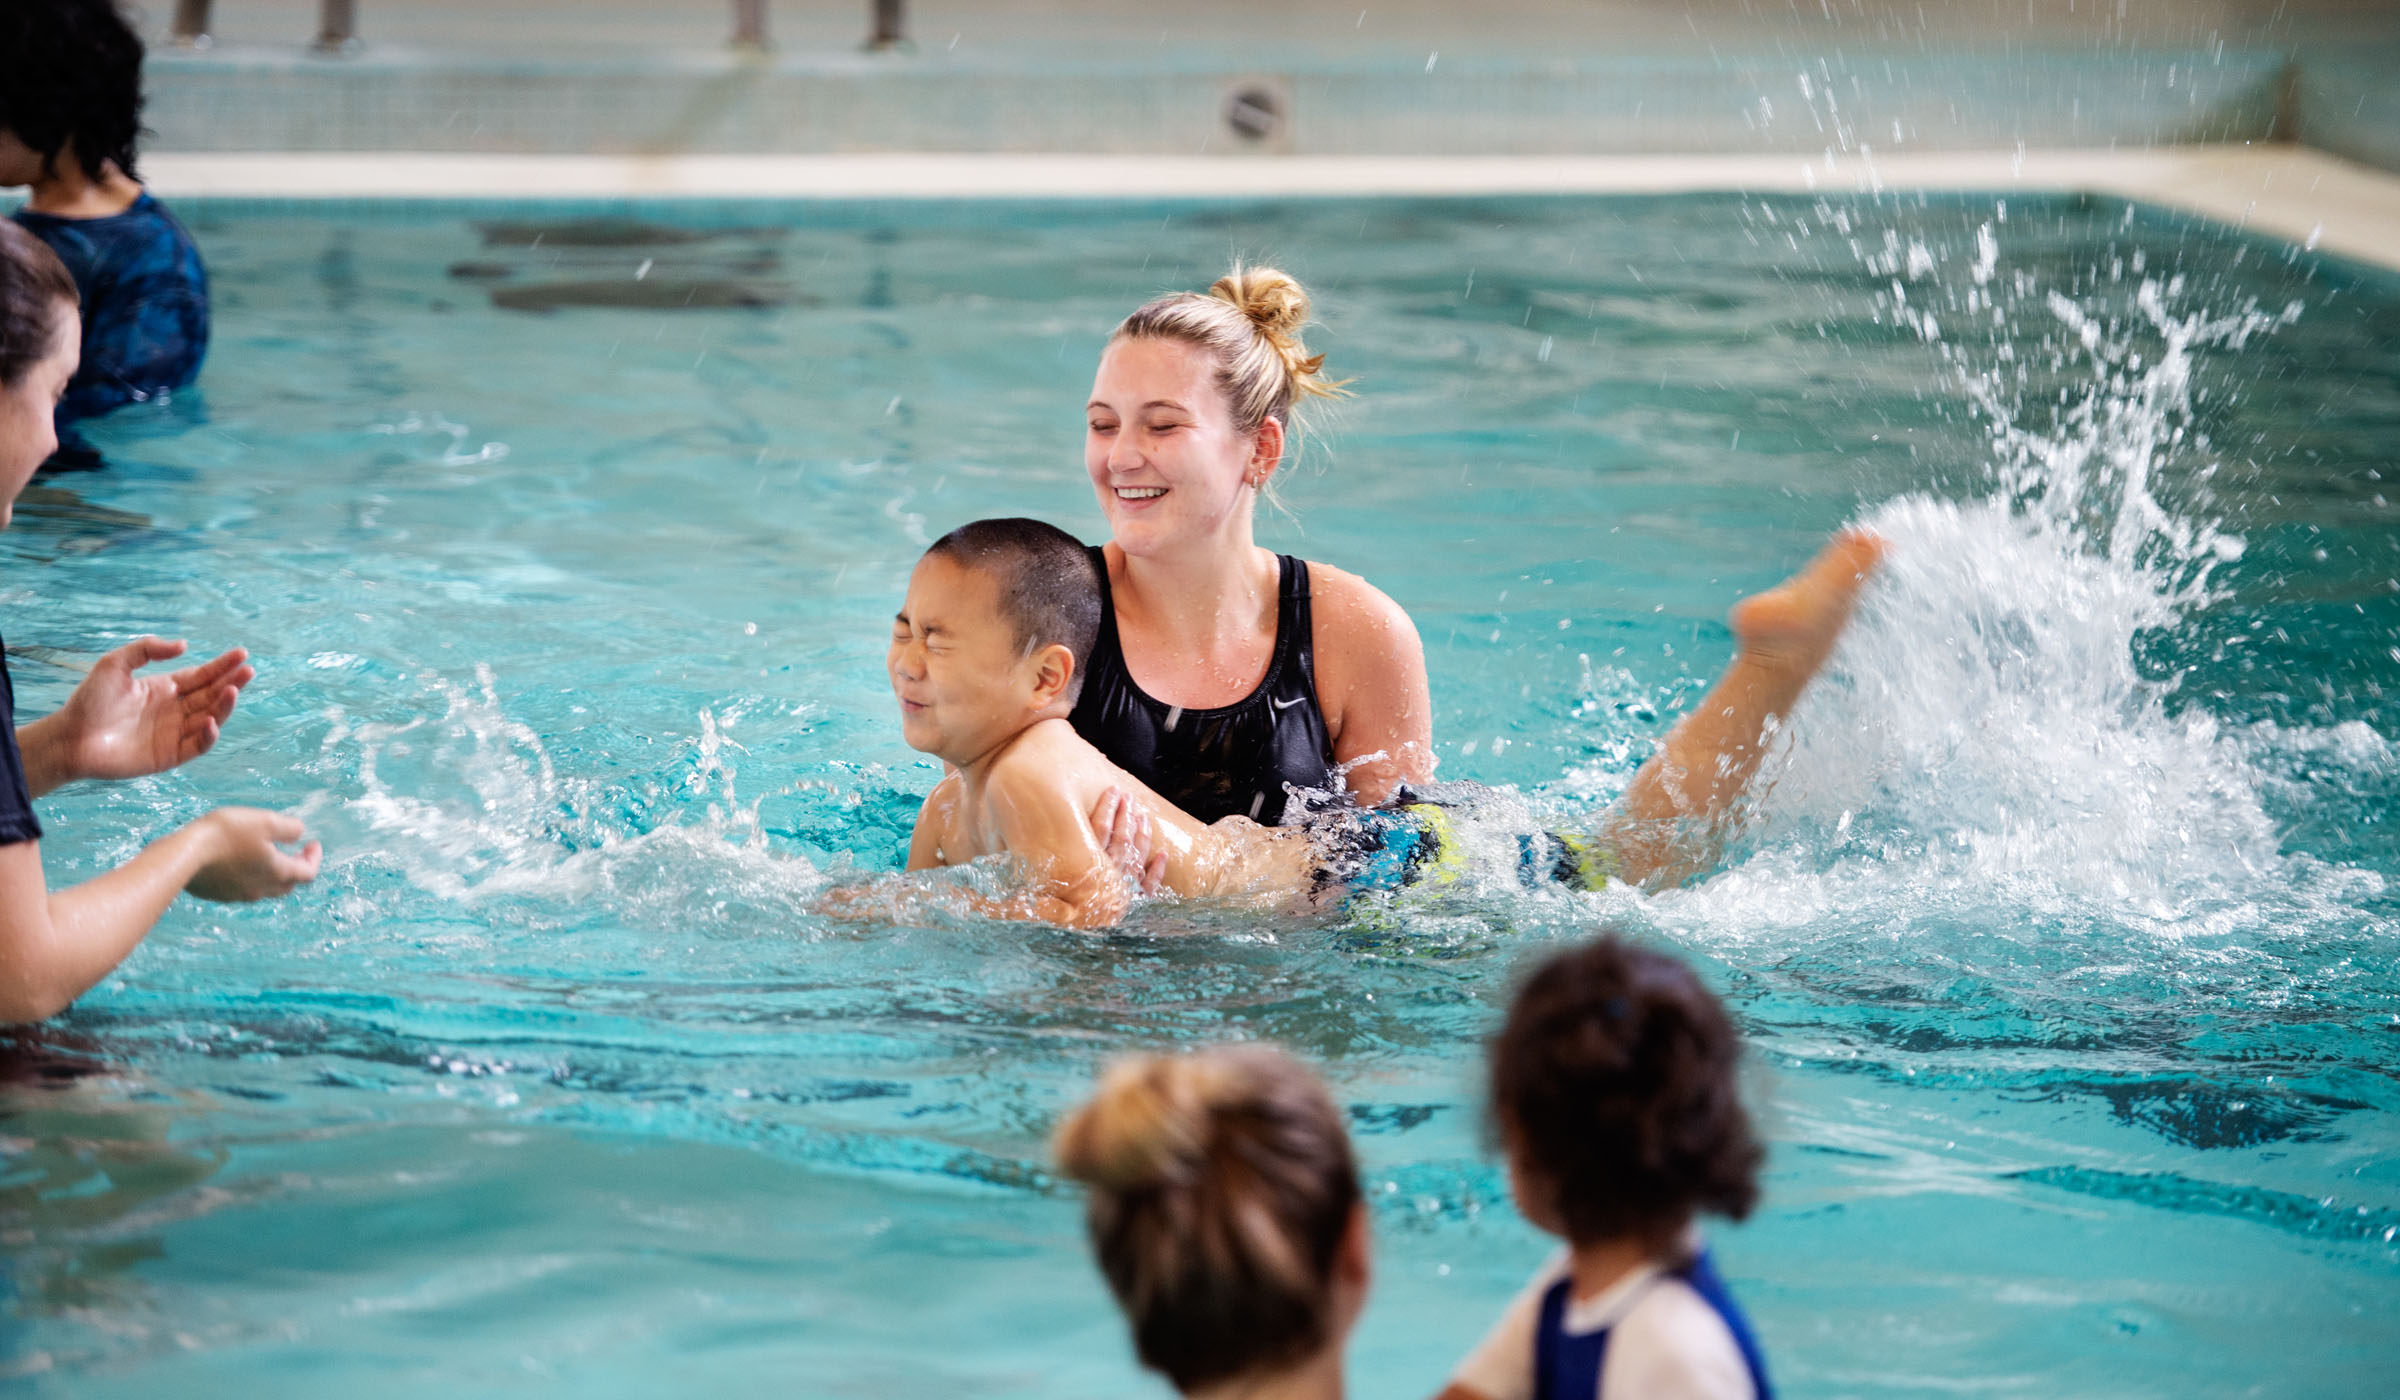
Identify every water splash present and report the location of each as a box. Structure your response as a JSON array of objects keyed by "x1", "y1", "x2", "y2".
[
  {"x1": 1709, "y1": 238, "x2": 2388, "y2": 942},
  {"x1": 311, "y1": 665, "x2": 827, "y2": 921},
  {"x1": 367, "y1": 411, "x2": 510, "y2": 466}
]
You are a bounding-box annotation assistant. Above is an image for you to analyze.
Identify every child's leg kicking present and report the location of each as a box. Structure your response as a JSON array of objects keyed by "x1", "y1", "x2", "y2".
[{"x1": 1600, "y1": 529, "x2": 1884, "y2": 887}]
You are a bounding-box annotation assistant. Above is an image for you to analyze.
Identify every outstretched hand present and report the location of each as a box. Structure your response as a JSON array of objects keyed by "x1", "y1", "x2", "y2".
[
  {"x1": 60, "y1": 638, "x2": 253, "y2": 784},
  {"x1": 185, "y1": 807, "x2": 321, "y2": 902}
]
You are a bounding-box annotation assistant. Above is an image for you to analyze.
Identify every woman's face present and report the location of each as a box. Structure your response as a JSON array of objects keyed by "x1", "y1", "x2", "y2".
[
  {"x1": 1085, "y1": 336, "x2": 1275, "y2": 559},
  {"x1": 0, "y1": 301, "x2": 77, "y2": 525}
]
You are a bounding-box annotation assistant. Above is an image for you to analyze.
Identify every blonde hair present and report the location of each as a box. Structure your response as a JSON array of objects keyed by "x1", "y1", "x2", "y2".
[
  {"x1": 1114, "y1": 265, "x2": 1350, "y2": 451},
  {"x1": 1053, "y1": 1045, "x2": 1360, "y2": 1393}
]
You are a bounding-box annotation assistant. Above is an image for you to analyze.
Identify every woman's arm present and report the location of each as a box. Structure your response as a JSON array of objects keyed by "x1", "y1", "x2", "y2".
[
  {"x1": 1307, "y1": 563, "x2": 1436, "y2": 807},
  {"x1": 0, "y1": 808, "x2": 320, "y2": 1023},
  {"x1": 16, "y1": 638, "x2": 250, "y2": 799}
]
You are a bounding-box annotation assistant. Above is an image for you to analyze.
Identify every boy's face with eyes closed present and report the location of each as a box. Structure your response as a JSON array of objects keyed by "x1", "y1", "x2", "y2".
[{"x1": 887, "y1": 552, "x2": 1070, "y2": 770}]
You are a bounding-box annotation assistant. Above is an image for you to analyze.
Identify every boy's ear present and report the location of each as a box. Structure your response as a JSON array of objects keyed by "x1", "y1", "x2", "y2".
[{"x1": 1027, "y1": 642, "x2": 1078, "y2": 710}]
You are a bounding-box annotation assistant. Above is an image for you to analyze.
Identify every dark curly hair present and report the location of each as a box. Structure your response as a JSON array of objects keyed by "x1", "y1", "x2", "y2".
[
  {"x1": 0, "y1": 0, "x2": 147, "y2": 184},
  {"x1": 1491, "y1": 936, "x2": 1762, "y2": 1248}
]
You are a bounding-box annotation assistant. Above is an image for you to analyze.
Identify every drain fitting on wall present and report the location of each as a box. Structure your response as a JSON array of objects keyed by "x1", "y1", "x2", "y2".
[{"x1": 1224, "y1": 85, "x2": 1285, "y2": 144}]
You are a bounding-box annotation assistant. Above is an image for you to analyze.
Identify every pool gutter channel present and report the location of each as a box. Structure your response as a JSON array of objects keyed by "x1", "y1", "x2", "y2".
[{"x1": 139, "y1": 147, "x2": 2400, "y2": 274}]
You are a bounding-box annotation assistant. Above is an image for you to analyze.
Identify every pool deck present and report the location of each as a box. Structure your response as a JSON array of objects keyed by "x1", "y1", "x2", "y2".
[{"x1": 144, "y1": 146, "x2": 2400, "y2": 274}]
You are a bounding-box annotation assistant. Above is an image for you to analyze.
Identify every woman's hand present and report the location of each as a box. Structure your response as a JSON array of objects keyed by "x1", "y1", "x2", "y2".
[
  {"x1": 1092, "y1": 786, "x2": 1166, "y2": 897},
  {"x1": 43, "y1": 638, "x2": 253, "y2": 790},
  {"x1": 185, "y1": 808, "x2": 320, "y2": 902}
]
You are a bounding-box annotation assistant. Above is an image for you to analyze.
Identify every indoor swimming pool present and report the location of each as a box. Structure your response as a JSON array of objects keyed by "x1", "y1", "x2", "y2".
[{"x1": 2, "y1": 191, "x2": 2394, "y2": 1396}]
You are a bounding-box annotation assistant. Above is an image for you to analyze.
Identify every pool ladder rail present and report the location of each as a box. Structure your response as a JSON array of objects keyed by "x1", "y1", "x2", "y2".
[{"x1": 169, "y1": 0, "x2": 910, "y2": 54}]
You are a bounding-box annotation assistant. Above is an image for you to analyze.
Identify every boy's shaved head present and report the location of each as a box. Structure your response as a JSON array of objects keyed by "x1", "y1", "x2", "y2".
[{"x1": 923, "y1": 518, "x2": 1101, "y2": 705}]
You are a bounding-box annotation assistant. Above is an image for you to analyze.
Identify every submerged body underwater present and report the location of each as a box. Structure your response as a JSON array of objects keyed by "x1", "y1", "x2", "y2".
[{"x1": 2, "y1": 193, "x2": 2394, "y2": 1396}]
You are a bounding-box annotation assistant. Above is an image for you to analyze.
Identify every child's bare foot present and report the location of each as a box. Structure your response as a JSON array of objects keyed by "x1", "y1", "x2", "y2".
[{"x1": 1728, "y1": 529, "x2": 1885, "y2": 678}]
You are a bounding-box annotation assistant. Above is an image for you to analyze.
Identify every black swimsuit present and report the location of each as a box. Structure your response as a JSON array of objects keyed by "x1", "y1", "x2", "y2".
[{"x1": 1069, "y1": 547, "x2": 1337, "y2": 827}]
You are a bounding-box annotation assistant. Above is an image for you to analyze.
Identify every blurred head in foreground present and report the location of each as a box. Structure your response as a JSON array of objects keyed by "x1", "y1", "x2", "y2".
[{"x1": 1055, "y1": 1044, "x2": 1369, "y2": 1396}]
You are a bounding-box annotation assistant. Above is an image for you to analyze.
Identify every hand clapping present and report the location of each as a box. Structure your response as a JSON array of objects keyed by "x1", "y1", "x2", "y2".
[{"x1": 60, "y1": 636, "x2": 253, "y2": 783}]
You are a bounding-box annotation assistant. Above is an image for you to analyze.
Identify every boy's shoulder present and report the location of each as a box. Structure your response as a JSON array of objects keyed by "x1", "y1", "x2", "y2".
[{"x1": 985, "y1": 717, "x2": 1113, "y2": 789}]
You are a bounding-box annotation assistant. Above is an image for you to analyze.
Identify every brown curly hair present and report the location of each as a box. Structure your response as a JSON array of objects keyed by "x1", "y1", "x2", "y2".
[{"x1": 1490, "y1": 936, "x2": 1762, "y2": 1248}]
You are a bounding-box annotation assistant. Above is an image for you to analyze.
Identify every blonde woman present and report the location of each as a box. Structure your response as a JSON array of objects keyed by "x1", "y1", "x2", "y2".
[
  {"x1": 1075, "y1": 269, "x2": 1881, "y2": 885},
  {"x1": 1073, "y1": 269, "x2": 1427, "y2": 829}
]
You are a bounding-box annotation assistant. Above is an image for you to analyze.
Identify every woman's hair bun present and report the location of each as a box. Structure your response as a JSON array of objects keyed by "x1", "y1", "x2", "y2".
[
  {"x1": 1054, "y1": 1045, "x2": 1364, "y2": 1394},
  {"x1": 1210, "y1": 265, "x2": 1312, "y2": 344},
  {"x1": 1054, "y1": 1051, "x2": 1225, "y2": 1193},
  {"x1": 1113, "y1": 265, "x2": 1349, "y2": 450}
]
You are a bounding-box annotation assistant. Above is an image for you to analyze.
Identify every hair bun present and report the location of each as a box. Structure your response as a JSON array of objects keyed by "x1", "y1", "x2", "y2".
[
  {"x1": 1210, "y1": 266, "x2": 1311, "y2": 343},
  {"x1": 1054, "y1": 1053, "x2": 1220, "y2": 1193}
]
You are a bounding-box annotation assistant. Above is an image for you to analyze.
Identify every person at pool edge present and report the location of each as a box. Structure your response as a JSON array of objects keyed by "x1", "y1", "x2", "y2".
[
  {"x1": 1051, "y1": 940, "x2": 1774, "y2": 1400},
  {"x1": 0, "y1": 221, "x2": 317, "y2": 1023},
  {"x1": 859, "y1": 515, "x2": 1879, "y2": 927},
  {"x1": 2, "y1": 0, "x2": 211, "y2": 471},
  {"x1": 1065, "y1": 265, "x2": 1877, "y2": 891}
]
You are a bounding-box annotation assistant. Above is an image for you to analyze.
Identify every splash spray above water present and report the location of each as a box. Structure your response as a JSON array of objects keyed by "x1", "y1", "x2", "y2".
[
  {"x1": 1718, "y1": 213, "x2": 2389, "y2": 940},
  {"x1": 312, "y1": 665, "x2": 831, "y2": 926}
]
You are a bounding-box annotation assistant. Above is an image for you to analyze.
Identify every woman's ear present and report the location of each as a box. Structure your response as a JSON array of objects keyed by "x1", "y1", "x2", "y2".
[
  {"x1": 1340, "y1": 1198, "x2": 1372, "y2": 1286},
  {"x1": 1328, "y1": 1199, "x2": 1374, "y2": 1338},
  {"x1": 1247, "y1": 415, "x2": 1286, "y2": 488}
]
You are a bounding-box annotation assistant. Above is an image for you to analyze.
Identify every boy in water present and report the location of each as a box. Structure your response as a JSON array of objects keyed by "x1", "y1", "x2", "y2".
[{"x1": 858, "y1": 517, "x2": 1880, "y2": 929}]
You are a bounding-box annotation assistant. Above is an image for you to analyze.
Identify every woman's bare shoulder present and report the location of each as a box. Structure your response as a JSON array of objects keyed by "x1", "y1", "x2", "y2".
[{"x1": 1302, "y1": 559, "x2": 1425, "y2": 664}]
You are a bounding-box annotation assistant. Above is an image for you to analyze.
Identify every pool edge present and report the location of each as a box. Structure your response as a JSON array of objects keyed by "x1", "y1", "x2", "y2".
[{"x1": 134, "y1": 146, "x2": 2400, "y2": 274}]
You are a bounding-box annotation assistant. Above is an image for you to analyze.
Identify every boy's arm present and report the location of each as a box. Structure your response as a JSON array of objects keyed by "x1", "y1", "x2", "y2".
[
  {"x1": 904, "y1": 775, "x2": 961, "y2": 871},
  {"x1": 815, "y1": 778, "x2": 967, "y2": 921},
  {"x1": 823, "y1": 779, "x2": 1145, "y2": 928},
  {"x1": 979, "y1": 763, "x2": 1129, "y2": 929}
]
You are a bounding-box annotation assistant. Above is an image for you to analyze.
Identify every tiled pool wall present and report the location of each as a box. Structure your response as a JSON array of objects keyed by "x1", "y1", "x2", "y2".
[
  {"x1": 147, "y1": 50, "x2": 2302, "y2": 158},
  {"x1": 2297, "y1": 51, "x2": 2400, "y2": 173},
  {"x1": 134, "y1": 4, "x2": 2400, "y2": 170}
]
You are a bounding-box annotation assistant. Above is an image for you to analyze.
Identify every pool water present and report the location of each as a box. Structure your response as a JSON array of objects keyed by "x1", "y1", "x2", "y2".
[{"x1": 2, "y1": 192, "x2": 2395, "y2": 1397}]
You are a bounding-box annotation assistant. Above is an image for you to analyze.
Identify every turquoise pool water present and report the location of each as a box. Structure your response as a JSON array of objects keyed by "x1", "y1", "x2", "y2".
[{"x1": 2, "y1": 193, "x2": 2395, "y2": 1396}]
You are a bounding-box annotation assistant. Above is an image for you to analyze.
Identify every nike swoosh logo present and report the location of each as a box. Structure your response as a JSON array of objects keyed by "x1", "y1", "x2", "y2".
[{"x1": 1270, "y1": 696, "x2": 1307, "y2": 711}]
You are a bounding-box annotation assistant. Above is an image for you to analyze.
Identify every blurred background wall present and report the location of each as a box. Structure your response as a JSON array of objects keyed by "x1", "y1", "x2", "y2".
[{"x1": 135, "y1": 1, "x2": 2400, "y2": 170}]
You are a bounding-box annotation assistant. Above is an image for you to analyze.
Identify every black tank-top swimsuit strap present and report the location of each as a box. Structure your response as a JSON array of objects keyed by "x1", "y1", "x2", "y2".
[{"x1": 1069, "y1": 546, "x2": 1338, "y2": 826}]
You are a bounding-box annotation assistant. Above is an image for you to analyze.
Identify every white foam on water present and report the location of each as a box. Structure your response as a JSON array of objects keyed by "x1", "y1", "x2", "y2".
[
  {"x1": 1667, "y1": 251, "x2": 2390, "y2": 951},
  {"x1": 311, "y1": 664, "x2": 827, "y2": 927}
]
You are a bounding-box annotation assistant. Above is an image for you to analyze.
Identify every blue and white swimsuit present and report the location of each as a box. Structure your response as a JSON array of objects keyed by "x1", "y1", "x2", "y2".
[{"x1": 1450, "y1": 1244, "x2": 1773, "y2": 1400}]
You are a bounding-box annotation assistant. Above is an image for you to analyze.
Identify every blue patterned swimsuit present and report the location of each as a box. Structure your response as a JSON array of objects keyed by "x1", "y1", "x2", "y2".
[{"x1": 12, "y1": 191, "x2": 211, "y2": 469}]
